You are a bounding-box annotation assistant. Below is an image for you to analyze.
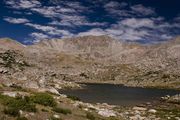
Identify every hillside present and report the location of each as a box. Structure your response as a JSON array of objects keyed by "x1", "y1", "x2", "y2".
[{"x1": 0, "y1": 35, "x2": 180, "y2": 90}]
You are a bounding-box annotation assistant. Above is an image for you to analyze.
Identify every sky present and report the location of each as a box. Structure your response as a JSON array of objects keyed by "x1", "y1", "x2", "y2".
[{"x1": 0, "y1": 0, "x2": 180, "y2": 44}]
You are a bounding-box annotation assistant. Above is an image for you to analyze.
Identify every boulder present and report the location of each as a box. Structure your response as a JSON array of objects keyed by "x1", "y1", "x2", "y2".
[
  {"x1": 98, "y1": 109, "x2": 116, "y2": 117},
  {"x1": 3, "y1": 91, "x2": 17, "y2": 97},
  {"x1": 132, "y1": 107, "x2": 147, "y2": 111},
  {"x1": 53, "y1": 114, "x2": 60, "y2": 119},
  {"x1": 148, "y1": 109, "x2": 157, "y2": 113}
]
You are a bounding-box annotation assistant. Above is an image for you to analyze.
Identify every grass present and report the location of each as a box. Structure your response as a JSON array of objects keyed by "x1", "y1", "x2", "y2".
[
  {"x1": 156, "y1": 108, "x2": 180, "y2": 120},
  {"x1": 52, "y1": 107, "x2": 72, "y2": 115},
  {"x1": 0, "y1": 92, "x2": 58, "y2": 116},
  {"x1": 0, "y1": 94, "x2": 36, "y2": 117},
  {"x1": 30, "y1": 92, "x2": 57, "y2": 107},
  {"x1": 67, "y1": 95, "x2": 80, "y2": 101}
]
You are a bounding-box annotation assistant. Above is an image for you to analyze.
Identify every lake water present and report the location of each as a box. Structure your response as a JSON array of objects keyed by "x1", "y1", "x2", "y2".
[{"x1": 59, "y1": 83, "x2": 180, "y2": 106}]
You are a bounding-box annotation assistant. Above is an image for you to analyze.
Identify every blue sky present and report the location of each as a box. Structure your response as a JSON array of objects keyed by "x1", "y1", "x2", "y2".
[{"x1": 0, "y1": 0, "x2": 180, "y2": 44}]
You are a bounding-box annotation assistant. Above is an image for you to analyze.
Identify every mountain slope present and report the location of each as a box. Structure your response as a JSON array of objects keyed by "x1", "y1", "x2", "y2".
[
  {"x1": 0, "y1": 35, "x2": 180, "y2": 89},
  {"x1": 0, "y1": 38, "x2": 25, "y2": 51}
]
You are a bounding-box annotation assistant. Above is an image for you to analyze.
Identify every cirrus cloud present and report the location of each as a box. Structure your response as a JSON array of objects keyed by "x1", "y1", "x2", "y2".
[
  {"x1": 5, "y1": 0, "x2": 41, "y2": 9},
  {"x1": 3, "y1": 17, "x2": 29, "y2": 24}
]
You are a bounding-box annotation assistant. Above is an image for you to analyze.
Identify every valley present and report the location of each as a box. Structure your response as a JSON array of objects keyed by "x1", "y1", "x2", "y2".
[{"x1": 0, "y1": 36, "x2": 180, "y2": 120}]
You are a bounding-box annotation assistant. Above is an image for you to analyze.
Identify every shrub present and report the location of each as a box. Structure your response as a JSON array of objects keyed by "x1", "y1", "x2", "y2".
[
  {"x1": 0, "y1": 50, "x2": 16, "y2": 68},
  {"x1": 7, "y1": 97, "x2": 36, "y2": 112},
  {"x1": 86, "y1": 112, "x2": 95, "y2": 120},
  {"x1": 3, "y1": 108, "x2": 19, "y2": 117},
  {"x1": 67, "y1": 95, "x2": 80, "y2": 101},
  {"x1": 31, "y1": 93, "x2": 57, "y2": 107},
  {"x1": 52, "y1": 107, "x2": 72, "y2": 115},
  {"x1": 0, "y1": 94, "x2": 36, "y2": 113},
  {"x1": 16, "y1": 117, "x2": 28, "y2": 120}
]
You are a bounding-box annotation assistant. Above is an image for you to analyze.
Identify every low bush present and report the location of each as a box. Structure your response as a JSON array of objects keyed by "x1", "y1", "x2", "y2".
[
  {"x1": 52, "y1": 107, "x2": 72, "y2": 115},
  {"x1": 30, "y1": 93, "x2": 57, "y2": 107},
  {"x1": 0, "y1": 94, "x2": 37, "y2": 115},
  {"x1": 3, "y1": 108, "x2": 19, "y2": 117}
]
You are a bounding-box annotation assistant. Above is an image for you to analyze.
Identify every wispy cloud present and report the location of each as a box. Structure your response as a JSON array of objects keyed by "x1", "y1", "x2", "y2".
[
  {"x1": 4, "y1": 0, "x2": 100, "y2": 28},
  {"x1": 31, "y1": 6, "x2": 76, "y2": 18},
  {"x1": 30, "y1": 32, "x2": 49, "y2": 43},
  {"x1": 104, "y1": 2, "x2": 155, "y2": 18},
  {"x1": 104, "y1": 1, "x2": 131, "y2": 18},
  {"x1": 5, "y1": 0, "x2": 41, "y2": 9},
  {"x1": 25, "y1": 23, "x2": 74, "y2": 37},
  {"x1": 78, "y1": 28, "x2": 106, "y2": 36},
  {"x1": 3, "y1": 0, "x2": 180, "y2": 44},
  {"x1": 3, "y1": 17, "x2": 29, "y2": 24},
  {"x1": 131, "y1": 4, "x2": 155, "y2": 16},
  {"x1": 104, "y1": 1, "x2": 127, "y2": 9},
  {"x1": 120, "y1": 18, "x2": 154, "y2": 28},
  {"x1": 77, "y1": 17, "x2": 178, "y2": 43}
]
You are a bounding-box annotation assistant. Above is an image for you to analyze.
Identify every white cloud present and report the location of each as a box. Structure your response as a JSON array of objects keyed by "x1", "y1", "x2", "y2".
[
  {"x1": 30, "y1": 32, "x2": 49, "y2": 42},
  {"x1": 4, "y1": 17, "x2": 29, "y2": 24},
  {"x1": 4, "y1": 0, "x2": 178, "y2": 43},
  {"x1": 120, "y1": 18, "x2": 154, "y2": 28},
  {"x1": 5, "y1": 0, "x2": 106, "y2": 27},
  {"x1": 64, "y1": 1, "x2": 90, "y2": 12},
  {"x1": 31, "y1": 7, "x2": 58, "y2": 18},
  {"x1": 49, "y1": 20, "x2": 107, "y2": 27},
  {"x1": 31, "y1": 6, "x2": 77, "y2": 18},
  {"x1": 104, "y1": 3, "x2": 156, "y2": 18},
  {"x1": 30, "y1": 3, "x2": 99, "y2": 27},
  {"x1": 104, "y1": 1, "x2": 127, "y2": 9},
  {"x1": 77, "y1": 28, "x2": 106, "y2": 36},
  {"x1": 106, "y1": 18, "x2": 174, "y2": 42},
  {"x1": 25, "y1": 23, "x2": 74, "y2": 37},
  {"x1": 118, "y1": 28, "x2": 149, "y2": 41},
  {"x1": 104, "y1": 1, "x2": 131, "y2": 18},
  {"x1": 105, "y1": 29, "x2": 123, "y2": 36},
  {"x1": 77, "y1": 17, "x2": 177, "y2": 43},
  {"x1": 5, "y1": 0, "x2": 41, "y2": 9},
  {"x1": 131, "y1": 4, "x2": 155, "y2": 16},
  {"x1": 25, "y1": 23, "x2": 55, "y2": 32}
]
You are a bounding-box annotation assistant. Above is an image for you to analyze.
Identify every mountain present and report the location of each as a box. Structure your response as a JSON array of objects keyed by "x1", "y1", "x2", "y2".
[
  {"x1": 0, "y1": 38, "x2": 25, "y2": 51},
  {"x1": 0, "y1": 35, "x2": 180, "y2": 89}
]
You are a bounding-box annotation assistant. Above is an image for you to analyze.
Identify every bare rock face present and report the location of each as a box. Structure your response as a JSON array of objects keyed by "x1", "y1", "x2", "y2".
[{"x1": 0, "y1": 35, "x2": 180, "y2": 89}]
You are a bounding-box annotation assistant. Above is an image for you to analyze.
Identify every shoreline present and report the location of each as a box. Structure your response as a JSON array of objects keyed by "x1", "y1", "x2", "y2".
[{"x1": 74, "y1": 81, "x2": 180, "y2": 91}]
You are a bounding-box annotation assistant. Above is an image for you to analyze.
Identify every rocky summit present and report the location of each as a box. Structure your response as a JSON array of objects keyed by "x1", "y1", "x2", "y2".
[{"x1": 0, "y1": 35, "x2": 180, "y2": 90}]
